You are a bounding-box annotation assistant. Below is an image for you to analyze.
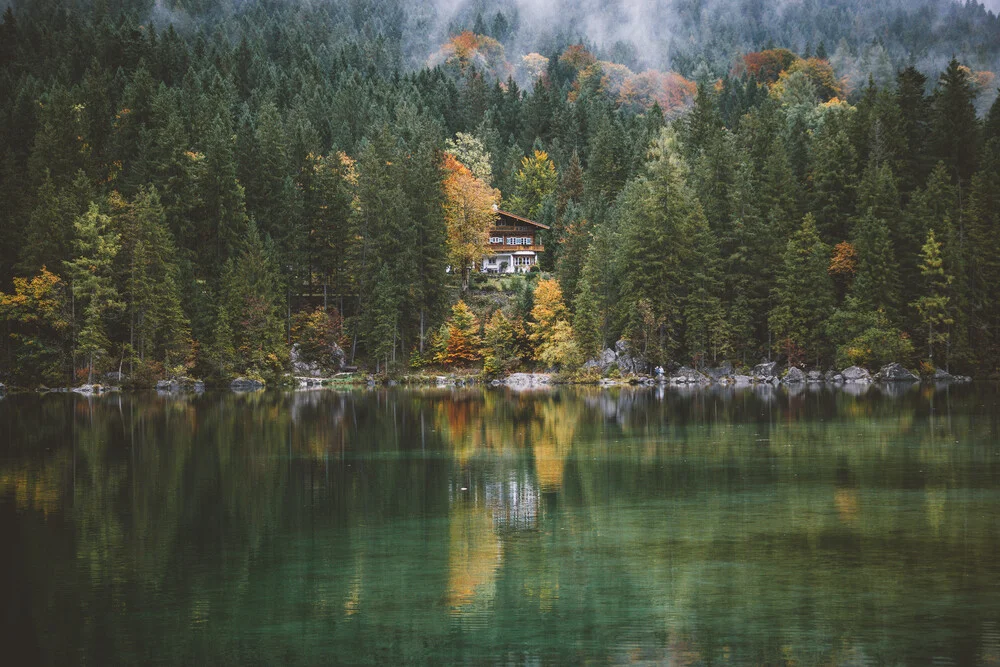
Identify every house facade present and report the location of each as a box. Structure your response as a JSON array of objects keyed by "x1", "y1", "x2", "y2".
[{"x1": 480, "y1": 209, "x2": 549, "y2": 274}]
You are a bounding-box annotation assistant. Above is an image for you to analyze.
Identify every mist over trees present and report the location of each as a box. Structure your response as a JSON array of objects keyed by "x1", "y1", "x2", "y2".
[{"x1": 1, "y1": 0, "x2": 999, "y2": 384}]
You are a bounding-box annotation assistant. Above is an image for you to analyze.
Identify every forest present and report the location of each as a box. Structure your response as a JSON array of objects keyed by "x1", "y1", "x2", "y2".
[{"x1": 1, "y1": 0, "x2": 1000, "y2": 387}]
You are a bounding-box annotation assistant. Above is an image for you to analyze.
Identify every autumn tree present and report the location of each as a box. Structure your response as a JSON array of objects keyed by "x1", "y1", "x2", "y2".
[
  {"x1": 507, "y1": 150, "x2": 557, "y2": 220},
  {"x1": 0, "y1": 269, "x2": 70, "y2": 386},
  {"x1": 443, "y1": 300, "x2": 481, "y2": 366},
  {"x1": 482, "y1": 309, "x2": 518, "y2": 376},
  {"x1": 530, "y1": 278, "x2": 580, "y2": 370},
  {"x1": 443, "y1": 153, "x2": 499, "y2": 292}
]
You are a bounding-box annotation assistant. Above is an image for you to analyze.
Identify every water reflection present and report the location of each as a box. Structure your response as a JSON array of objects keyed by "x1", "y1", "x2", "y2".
[{"x1": 1, "y1": 384, "x2": 999, "y2": 665}]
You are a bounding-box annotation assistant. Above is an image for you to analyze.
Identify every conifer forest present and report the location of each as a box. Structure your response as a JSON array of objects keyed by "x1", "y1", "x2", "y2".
[{"x1": 2, "y1": 0, "x2": 1000, "y2": 388}]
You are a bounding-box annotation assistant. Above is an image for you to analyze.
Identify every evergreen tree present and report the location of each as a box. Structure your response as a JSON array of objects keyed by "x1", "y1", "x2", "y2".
[
  {"x1": 113, "y1": 187, "x2": 191, "y2": 373},
  {"x1": 850, "y1": 209, "x2": 901, "y2": 319},
  {"x1": 64, "y1": 204, "x2": 123, "y2": 383},
  {"x1": 911, "y1": 229, "x2": 953, "y2": 367},
  {"x1": 768, "y1": 215, "x2": 835, "y2": 366},
  {"x1": 930, "y1": 59, "x2": 979, "y2": 187},
  {"x1": 215, "y1": 222, "x2": 287, "y2": 380}
]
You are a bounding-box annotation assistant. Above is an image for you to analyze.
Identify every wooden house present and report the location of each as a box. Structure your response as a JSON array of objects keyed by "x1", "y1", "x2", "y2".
[{"x1": 480, "y1": 209, "x2": 549, "y2": 274}]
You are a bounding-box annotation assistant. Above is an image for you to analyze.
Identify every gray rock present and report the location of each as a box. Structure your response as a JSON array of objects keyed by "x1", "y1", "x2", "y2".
[
  {"x1": 932, "y1": 368, "x2": 971, "y2": 383},
  {"x1": 502, "y1": 373, "x2": 552, "y2": 390},
  {"x1": 231, "y1": 377, "x2": 265, "y2": 391},
  {"x1": 670, "y1": 366, "x2": 710, "y2": 385},
  {"x1": 807, "y1": 370, "x2": 824, "y2": 382},
  {"x1": 0, "y1": 382, "x2": 6, "y2": 395},
  {"x1": 782, "y1": 366, "x2": 806, "y2": 384},
  {"x1": 875, "y1": 363, "x2": 919, "y2": 382},
  {"x1": 290, "y1": 342, "x2": 347, "y2": 377},
  {"x1": 824, "y1": 370, "x2": 844, "y2": 384},
  {"x1": 751, "y1": 361, "x2": 781, "y2": 383},
  {"x1": 732, "y1": 375, "x2": 753, "y2": 385},
  {"x1": 614, "y1": 339, "x2": 646, "y2": 375},
  {"x1": 157, "y1": 377, "x2": 205, "y2": 392},
  {"x1": 704, "y1": 361, "x2": 734, "y2": 381},
  {"x1": 841, "y1": 366, "x2": 872, "y2": 383},
  {"x1": 583, "y1": 348, "x2": 618, "y2": 373},
  {"x1": 72, "y1": 384, "x2": 118, "y2": 394}
]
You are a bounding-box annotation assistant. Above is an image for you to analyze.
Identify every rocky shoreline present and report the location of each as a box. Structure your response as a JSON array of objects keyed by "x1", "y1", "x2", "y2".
[{"x1": 0, "y1": 359, "x2": 974, "y2": 397}]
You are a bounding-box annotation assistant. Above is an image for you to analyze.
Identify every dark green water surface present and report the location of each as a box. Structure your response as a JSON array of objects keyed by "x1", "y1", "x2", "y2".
[{"x1": 2, "y1": 384, "x2": 1000, "y2": 665}]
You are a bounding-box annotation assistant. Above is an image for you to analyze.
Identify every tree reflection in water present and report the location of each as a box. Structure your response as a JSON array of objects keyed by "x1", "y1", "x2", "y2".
[{"x1": 1, "y1": 384, "x2": 999, "y2": 665}]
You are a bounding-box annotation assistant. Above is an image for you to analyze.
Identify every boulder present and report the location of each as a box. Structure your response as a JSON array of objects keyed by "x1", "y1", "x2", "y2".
[
  {"x1": 0, "y1": 382, "x2": 6, "y2": 395},
  {"x1": 806, "y1": 370, "x2": 824, "y2": 382},
  {"x1": 670, "y1": 366, "x2": 710, "y2": 385},
  {"x1": 751, "y1": 361, "x2": 781, "y2": 383},
  {"x1": 157, "y1": 377, "x2": 205, "y2": 392},
  {"x1": 932, "y1": 367, "x2": 972, "y2": 383},
  {"x1": 582, "y1": 348, "x2": 617, "y2": 373},
  {"x1": 704, "y1": 361, "x2": 734, "y2": 382},
  {"x1": 875, "y1": 363, "x2": 919, "y2": 382},
  {"x1": 502, "y1": 373, "x2": 552, "y2": 390},
  {"x1": 231, "y1": 377, "x2": 265, "y2": 391},
  {"x1": 72, "y1": 384, "x2": 118, "y2": 394},
  {"x1": 290, "y1": 342, "x2": 347, "y2": 378},
  {"x1": 614, "y1": 339, "x2": 646, "y2": 375},
  {"x1": 824, "y1": 370, "x2": 844, "y2": 384},
  {"x1": 841, "y1": 366, "x2": 872, "y2": 383},
  {"x1": 732, "y1": 375, "x2": 753, "y2": 385},
  {"x1": 782, "y1": 366, "x2": 806, "y2": 384}
]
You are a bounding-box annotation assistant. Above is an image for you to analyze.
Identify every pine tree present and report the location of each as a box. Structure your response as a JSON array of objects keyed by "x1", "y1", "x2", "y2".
[
  {"x1": 967, "y1": 139, "x2": 1000, "y2": 370},
  {"x1": 930, "y1": 59, "x2": 979, "y2": 186},
  {"x1": 768, "y1": 215, "x2": 835, "y2": 367},
  {"x1": 912, "y1": 229, "x2": 953, "y2": 367},
  {"x1": 851, "y1": 209, "x2": 900, "y2": 319},
  {"x1": 64, "y1": 204, "x2": 123, "y2": 384},
  {"x1": 114, "y1": 187, "x2": 192, "y2": 372},
  {"x1": 216, "y1": 222, "x2": 287, "y2": 379}
]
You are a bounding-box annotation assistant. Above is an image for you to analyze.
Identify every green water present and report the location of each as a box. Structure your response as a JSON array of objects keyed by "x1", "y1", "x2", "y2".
[{"x1": 2, "y1": 385, "x2": 999, "y2": 665}]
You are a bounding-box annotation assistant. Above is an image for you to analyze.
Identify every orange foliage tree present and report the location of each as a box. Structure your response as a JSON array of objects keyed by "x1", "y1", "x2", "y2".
[
  {"x1": 785, "y1": 57, "x2": 843, "y2": 101},
  {"x1": 739, "y1": 48, "x2": 798, "y2": 84},
  {"x1": 442, "y1": 153, "x2": 499, "y2": 292},
  {"x1": 432, "y1": 31, "x2": 509, "y2": 79},
  {"x1": 618, "y1": 70, "x2": 697, "y2": 116},
  {"x1": 443, "y1": 300, "x2": 481, "y2": 366}
]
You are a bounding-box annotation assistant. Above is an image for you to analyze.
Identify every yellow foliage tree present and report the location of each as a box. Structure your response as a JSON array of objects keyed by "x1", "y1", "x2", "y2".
[
  {"x1": 443, "y1": 153, "x2": 499, "y2": 293},
  {"x1": 529, "y1": 278, "x2": 581, "y2": 370}
]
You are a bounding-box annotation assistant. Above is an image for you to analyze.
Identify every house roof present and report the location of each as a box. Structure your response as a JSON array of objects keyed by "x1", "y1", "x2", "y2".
[{"x1": 495, "y1": 209, "x2": 550, "y2": 230}]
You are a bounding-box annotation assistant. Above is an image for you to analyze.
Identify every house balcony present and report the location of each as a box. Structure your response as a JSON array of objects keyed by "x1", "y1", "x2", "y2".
[{"x1": 488, "y1": 244, "x2": 545, "y2": 253}]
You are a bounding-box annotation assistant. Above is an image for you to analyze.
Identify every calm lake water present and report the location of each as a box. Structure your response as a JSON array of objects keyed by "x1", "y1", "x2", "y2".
[{"x1": 2, "y1": 384, "x2": 999, "y2": 665}]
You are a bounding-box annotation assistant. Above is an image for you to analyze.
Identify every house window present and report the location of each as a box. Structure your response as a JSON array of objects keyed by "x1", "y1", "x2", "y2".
[{"x1": 489, "y1": 236, "x2": 503, "y2": 244}]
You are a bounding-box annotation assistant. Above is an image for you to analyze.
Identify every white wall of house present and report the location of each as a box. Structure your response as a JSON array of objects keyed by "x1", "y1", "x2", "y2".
[{"x1": 481, "y1": 252, "x2": 536, "y2": 274}]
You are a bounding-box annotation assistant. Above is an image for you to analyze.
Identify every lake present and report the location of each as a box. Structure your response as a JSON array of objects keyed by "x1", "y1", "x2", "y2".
[{"x1": 2, "y1": 384, "x2": 999, "y2": 665}]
